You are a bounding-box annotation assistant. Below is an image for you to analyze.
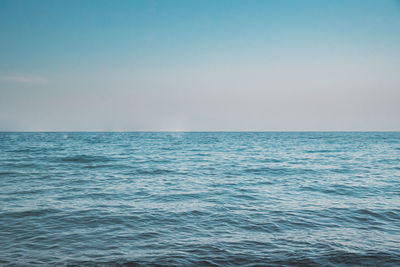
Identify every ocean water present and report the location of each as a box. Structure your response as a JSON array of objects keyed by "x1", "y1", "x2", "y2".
[{"x1": 0, "y1": 132, "x2": 399, "y2": 266}]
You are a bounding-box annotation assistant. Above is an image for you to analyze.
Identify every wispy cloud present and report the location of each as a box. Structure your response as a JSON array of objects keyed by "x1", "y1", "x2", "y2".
[{"x1": 0, "y1": 74, "x2": 48, "y2": 84}]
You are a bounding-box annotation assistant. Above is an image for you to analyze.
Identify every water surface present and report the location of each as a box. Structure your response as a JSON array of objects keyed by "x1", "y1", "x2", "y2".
[{"x1": 0, "y1": 132, "x2": 399, "y2": 266}]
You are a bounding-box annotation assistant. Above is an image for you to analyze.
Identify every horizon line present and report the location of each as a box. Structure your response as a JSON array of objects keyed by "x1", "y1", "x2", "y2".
[{"x1": 1, "y1": 130, "x2": 399, "y2": 133}]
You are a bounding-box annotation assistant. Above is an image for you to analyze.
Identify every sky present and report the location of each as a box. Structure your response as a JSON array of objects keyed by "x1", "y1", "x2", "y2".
[{"x1": 0, "y1": 0, "x2": 400, "y2": 131}]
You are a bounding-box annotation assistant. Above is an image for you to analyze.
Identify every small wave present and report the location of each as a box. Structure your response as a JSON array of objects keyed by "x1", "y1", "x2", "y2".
[
  {"x1": 2, "y1": 208, "x2": 61, "y2": 218},
  {"x1": 305, "y1": 149, "x2": 339, "y2": 153},
  {"x1": 153, "y1": 192, "x2": 207, "y2": 202},
  {"x1": 82, "y1": 163, "x2": 132, "y2": 170},
  {"x1": 135, "y1": 168, "x2": 175, "y2": 175},
  {"x1": 330, "y1": 167, "x2": 355, "y2": 174},
  {"x1": 323, "y1": 250, "x2": 400, "y2": 266},
  {"x1": 8, "y1": 148, "x2": 38, "y2": 153},
  {"x1": 260, "y1": 158, "x2": 282, "y2": 163},
  {"x1": 244, "y1": 166, "x2": 315, "y2": 176},
  {"x1": 0, "y1": 171, "x2": 22, "y2": 176},
  {"x1": 58, "y1": 155, "x2": 113, "y2": 164},
  {"x1": 301, "y1": 184, "x2": 369, "y2": 196}
]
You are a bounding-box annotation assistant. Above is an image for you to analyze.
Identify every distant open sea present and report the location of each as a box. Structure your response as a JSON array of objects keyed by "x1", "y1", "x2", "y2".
[{"x1": 0, "y1": 132, "x2": 399, "y2": 266}]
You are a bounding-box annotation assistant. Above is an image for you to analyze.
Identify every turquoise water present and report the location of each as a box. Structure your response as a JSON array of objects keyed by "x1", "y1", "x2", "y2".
[{"x1": 1, "y1": 132, "x2": 399, "y2": 266}]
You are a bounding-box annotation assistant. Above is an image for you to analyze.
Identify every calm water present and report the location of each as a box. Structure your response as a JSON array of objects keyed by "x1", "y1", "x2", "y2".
[{"x1": 0, "y1": 132, "x2": 399, "y2": 266}]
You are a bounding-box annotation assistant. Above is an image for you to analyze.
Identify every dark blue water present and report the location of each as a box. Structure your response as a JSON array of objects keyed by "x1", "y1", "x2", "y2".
[{"x1": 1, "y1": 132, "x2": 400, "y2": 266}]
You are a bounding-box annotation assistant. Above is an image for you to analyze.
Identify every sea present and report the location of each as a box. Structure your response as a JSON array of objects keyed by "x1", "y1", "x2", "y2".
[{"x1": 0, "y1": 132, "x2": 399, "y2": 266}]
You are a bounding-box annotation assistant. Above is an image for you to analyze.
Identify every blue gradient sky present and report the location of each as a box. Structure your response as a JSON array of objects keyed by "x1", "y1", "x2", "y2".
[{"x1": 1, "y1": 0, "x2": 400, "y2": 131}]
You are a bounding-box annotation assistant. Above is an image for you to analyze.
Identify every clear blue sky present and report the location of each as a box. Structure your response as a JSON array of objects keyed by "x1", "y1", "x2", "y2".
[{"x1": 1, "y1": 0, "x2": 399, "y2": 131}]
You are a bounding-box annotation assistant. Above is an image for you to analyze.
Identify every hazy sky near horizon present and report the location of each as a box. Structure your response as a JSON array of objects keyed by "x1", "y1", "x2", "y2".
[{"x1": 1, "y1": 0, "x2": 400, "y2": 131}]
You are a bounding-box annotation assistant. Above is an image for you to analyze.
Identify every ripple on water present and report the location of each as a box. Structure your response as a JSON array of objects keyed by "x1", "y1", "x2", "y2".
[{"x1": 0, "y1": 132, "x2": 400, "y2": 266}]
